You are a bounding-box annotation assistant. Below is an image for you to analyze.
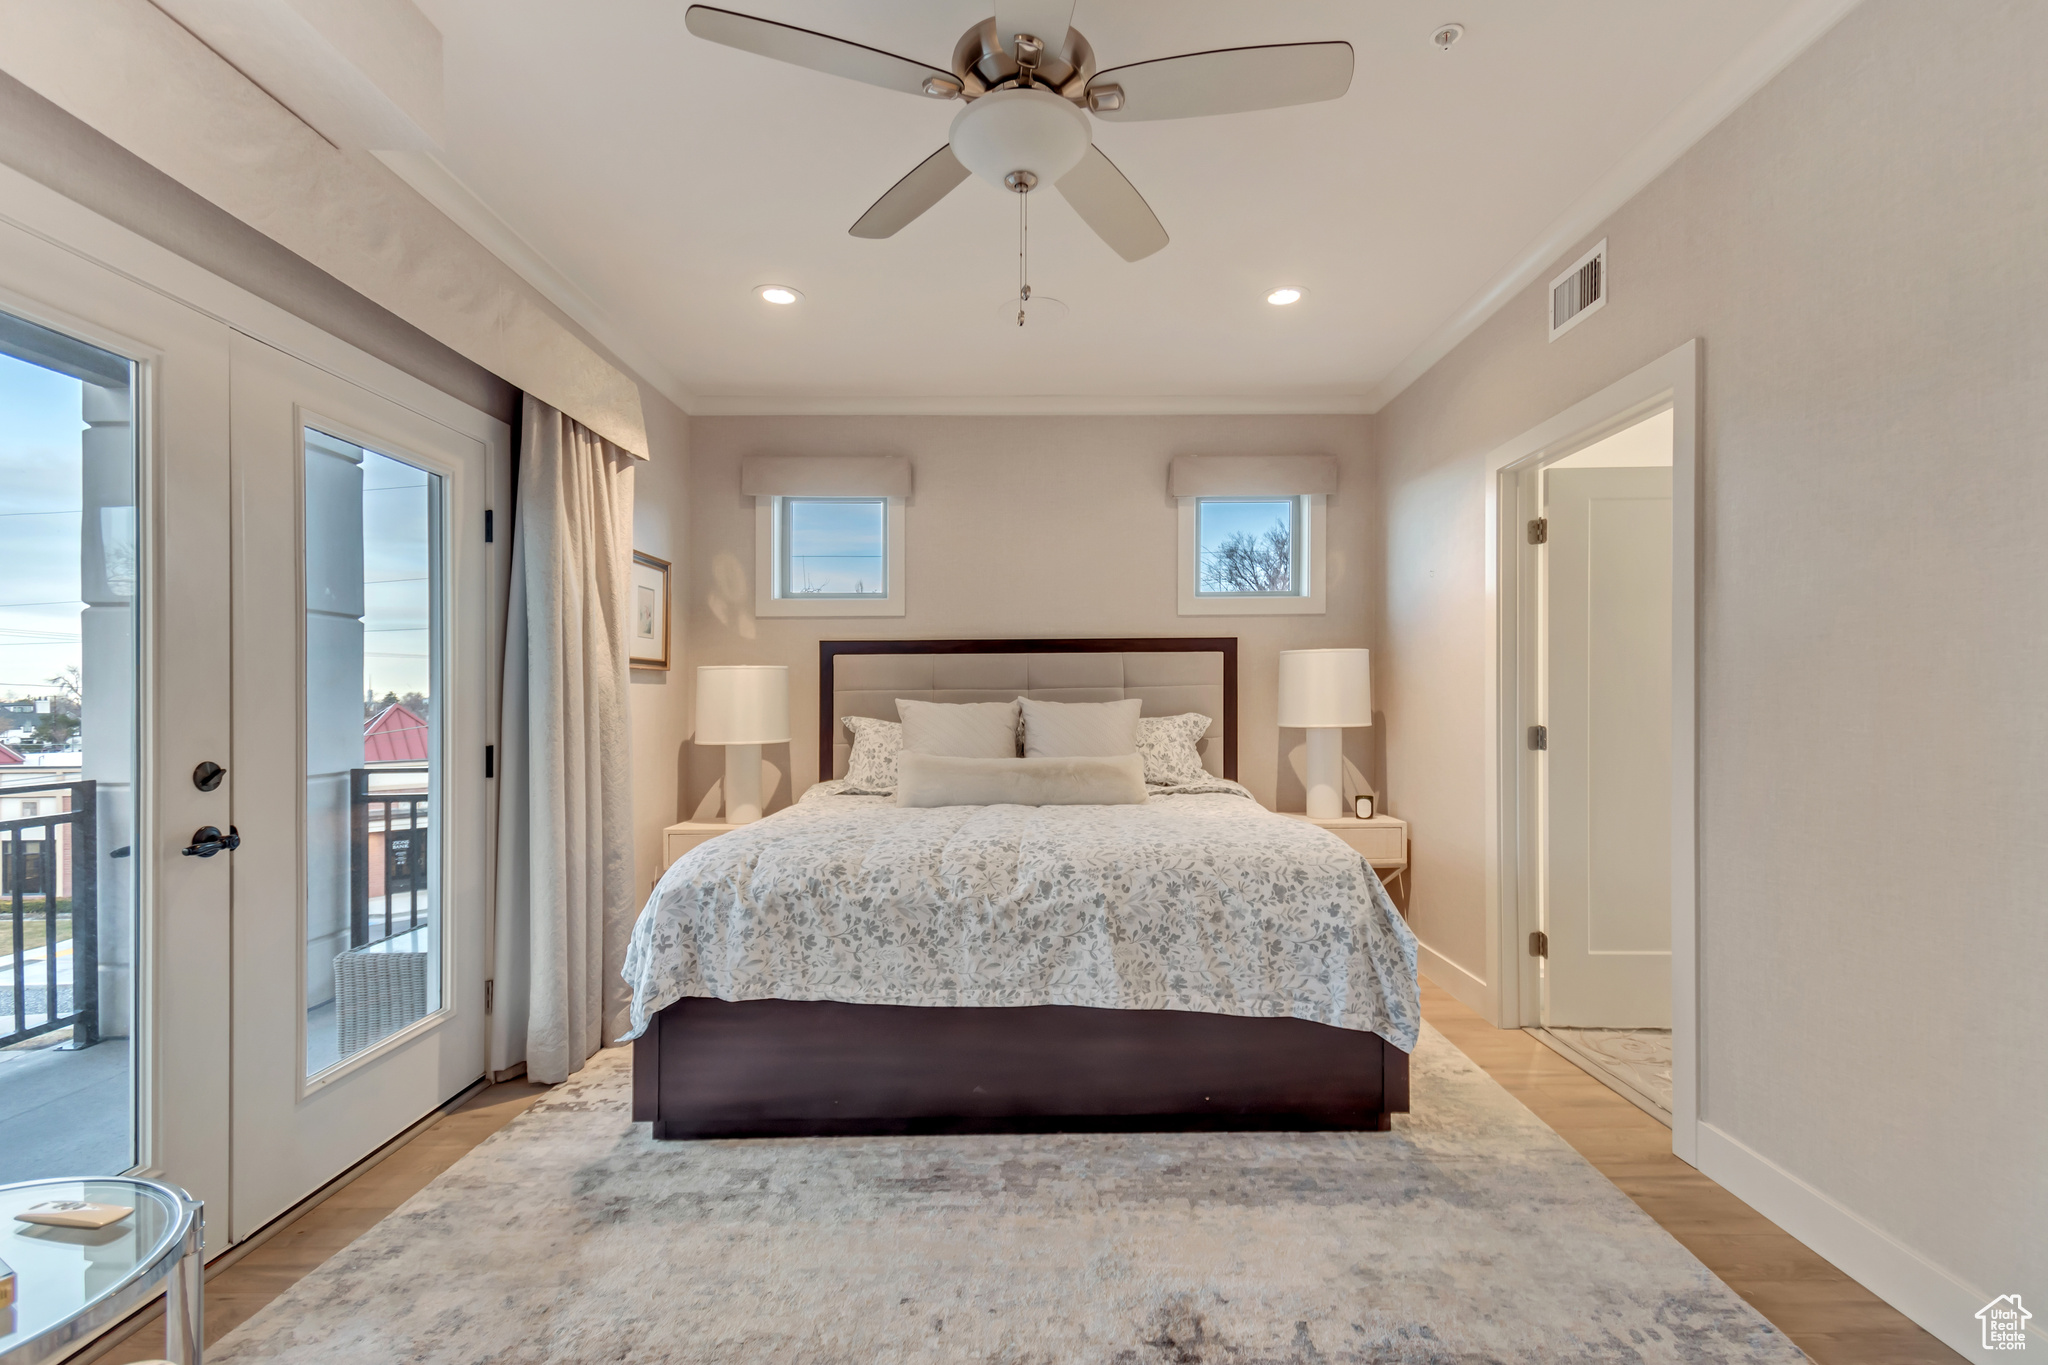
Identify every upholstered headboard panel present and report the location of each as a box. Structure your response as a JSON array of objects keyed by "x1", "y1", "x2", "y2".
[{"x1": 819, "y1": 638, "x2": 1238, "y2": 786}]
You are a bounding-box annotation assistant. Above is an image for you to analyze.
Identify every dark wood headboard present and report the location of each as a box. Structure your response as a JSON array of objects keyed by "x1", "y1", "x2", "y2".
[{"x1": 819, "y1": 637, "x2": 1238, "y2": 787}]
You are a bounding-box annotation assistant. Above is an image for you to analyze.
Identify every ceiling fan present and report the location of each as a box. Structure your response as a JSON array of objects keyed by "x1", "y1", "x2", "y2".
[{"x1": 684, "y1": 3, "x2": 1354, "y2": 264}]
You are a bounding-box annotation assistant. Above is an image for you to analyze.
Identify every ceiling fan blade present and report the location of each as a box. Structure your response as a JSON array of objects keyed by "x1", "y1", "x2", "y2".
[
  {"x1": 1087, "y1": 42, "x2": 1353, "y2": 122},
  {"x1": 849, "y1": 145, "x2": 972, "y2": 239},
  {"x1": 1054, "y1": 145, "x2": 1168, "y2": 262},
  {"x1": 685, "y1": 5, "x2": 955, "y2": 98},
  {"x1": 992, "y1": 0, "x2": 1076, "y2": 60}
]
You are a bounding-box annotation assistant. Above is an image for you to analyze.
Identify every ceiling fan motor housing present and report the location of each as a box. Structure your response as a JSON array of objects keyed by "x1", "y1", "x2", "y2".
[{"x1": 949, "y1": 88, "x2": 1092, "y2": 189}]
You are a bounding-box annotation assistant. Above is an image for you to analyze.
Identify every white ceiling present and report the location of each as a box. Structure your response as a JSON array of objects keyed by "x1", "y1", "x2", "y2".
[{"x1": 408, "y1": 0, "x2": 1824, "y2": 412}]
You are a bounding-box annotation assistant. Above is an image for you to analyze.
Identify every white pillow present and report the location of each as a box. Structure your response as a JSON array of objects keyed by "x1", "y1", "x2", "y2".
[
  {"x1": 841, "y1": 715, "x2": 902, "y2": 793},
  {"x1": 897, "y1": 698, "x2": 1021, "y2": 759},
  {"x1": 1135, "y1": 713, "x2": 1212, "y2": 785},
  {"x1": 894, "y1": 752, "x2": 1147, "y2": 808},
  {"x1": 1019, "y1": 697, "x2": 1141, "y2": 758}
]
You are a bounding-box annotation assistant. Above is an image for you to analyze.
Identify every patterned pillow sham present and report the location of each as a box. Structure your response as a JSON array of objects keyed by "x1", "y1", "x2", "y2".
[
  {"x1": 1135, "y1": 712, "x2": 1212, "y2": 786},
  {"x1": 841, "y1": 715, "x2": 903, "y2": 793}
]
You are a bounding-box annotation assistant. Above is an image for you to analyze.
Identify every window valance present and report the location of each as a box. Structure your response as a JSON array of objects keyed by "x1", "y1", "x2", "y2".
[
  {"x1": 741, "y1": 455, "x2": 912, "y2": 498},
  {"x1": 1168, "y1": 455, "x2": 1339, "y2": 498}
]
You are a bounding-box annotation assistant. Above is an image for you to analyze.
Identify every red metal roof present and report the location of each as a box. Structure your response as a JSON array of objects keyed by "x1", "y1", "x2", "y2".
[
  {"x1": 0, "y1": 743, "x2": 21, "y2": 765},
  {"x1": 363, "y1": 703, "x2": 429, "y2": 764}
]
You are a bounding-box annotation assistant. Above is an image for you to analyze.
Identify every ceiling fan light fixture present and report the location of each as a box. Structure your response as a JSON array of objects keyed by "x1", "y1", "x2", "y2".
[
  {"x1": 949, "y1": 87, "x2": 1092, "y2": 189},
  {"x1": 1267, "y1": 287, "x2": 1303, "y2": 306},
  {"x1": 756, "y1": 284, "x2": 802, "y2": 305}
]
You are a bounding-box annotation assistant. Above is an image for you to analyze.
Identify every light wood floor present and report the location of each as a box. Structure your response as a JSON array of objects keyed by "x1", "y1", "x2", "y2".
[
  {"x1": 88, "y1": 1076, "x2": 551, "y2": 1364},
  {"x1": 89, "y1": 989, "x2": 1956, "y2": 1364},
  {"x1": 1421, "y1": 978, "x2": 1959, "y2": 1364}
]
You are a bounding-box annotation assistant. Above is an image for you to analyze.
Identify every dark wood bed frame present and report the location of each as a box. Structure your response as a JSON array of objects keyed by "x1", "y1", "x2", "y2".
[{"x1": 634, "y1": 637, "x2": 1410, "y2": 1139}]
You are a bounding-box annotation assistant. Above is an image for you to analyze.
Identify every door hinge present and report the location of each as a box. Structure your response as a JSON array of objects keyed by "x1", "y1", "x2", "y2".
[
  {"x1": 1527, "y1": 517, "x2": 1548, "y2": 544},
  {"x1": 485, "y1": 979, "x2": 494, "y2": 1013},
  {"x1": 484, "y1": 509, "x2": 494, "y2": 543},
  {"x1": 1528, "y1": 724, "x2": 1547, "y2": 751},
  {"x1": 485, "y1": 744, "x2": 495, "y2": 779},
  {"x1": 1529, "y1": 931, "x2": 1548, "y2": 958}
]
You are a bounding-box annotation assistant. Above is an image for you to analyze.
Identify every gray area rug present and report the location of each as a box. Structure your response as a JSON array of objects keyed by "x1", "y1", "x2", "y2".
[{"x1": 213, "y1": 1024, "x2": 1804, "y2": 1363}]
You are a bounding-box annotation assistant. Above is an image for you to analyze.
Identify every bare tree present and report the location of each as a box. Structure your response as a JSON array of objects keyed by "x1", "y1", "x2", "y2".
[{"x1": 1201, "y1": 526, "x2": 1292, "y2": 593}]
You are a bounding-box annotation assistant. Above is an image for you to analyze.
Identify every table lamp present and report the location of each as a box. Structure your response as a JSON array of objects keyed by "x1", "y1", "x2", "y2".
[
  {"x1": 1278, "y1": 648, "x2": 1372, "y2": 819},
  {"x1": 695, "y1": 664, "x2": 790, "y2": 823}
]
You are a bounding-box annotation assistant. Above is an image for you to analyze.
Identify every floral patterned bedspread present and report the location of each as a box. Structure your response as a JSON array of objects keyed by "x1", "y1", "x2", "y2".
[{"x1": 621, "y1": 780, "x2": 1421, "y2": 1050}]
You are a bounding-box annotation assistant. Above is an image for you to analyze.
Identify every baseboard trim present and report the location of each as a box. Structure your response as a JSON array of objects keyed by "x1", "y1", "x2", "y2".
[
  {"x1": 1416, "y1": 939, "x2": 1491, "y2": 1018},
  {"x1": 1696, "y1": 1121, "x2": 2028, "y2": 1360}
]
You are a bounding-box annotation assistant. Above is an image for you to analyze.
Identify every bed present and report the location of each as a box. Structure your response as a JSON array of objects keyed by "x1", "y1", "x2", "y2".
[{"x1": 626, "y1": 637, "x2": 1419, "y2": 1138}]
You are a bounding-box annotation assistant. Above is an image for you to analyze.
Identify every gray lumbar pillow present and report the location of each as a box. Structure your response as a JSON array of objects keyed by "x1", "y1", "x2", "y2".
[
  {"x1": 895, "y1": 752, "x2": 1147, "y2": 808},
  {"x1": 1018, "y1": 697, "x2": 1141, "y2": 759},
  {"x1": 896, "y1": 698, "x2": 1021, "y2": 758}
]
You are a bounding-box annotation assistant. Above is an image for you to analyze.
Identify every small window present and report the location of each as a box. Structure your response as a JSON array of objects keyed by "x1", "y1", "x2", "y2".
[
  {"x1": 756, "y1": 494, "x2": 906, "y2": 618},
  {"x1": 1177, "y1": 493, "x2": 1325, "y2": 617},
  {"x1": 780, "y1": 496, "x2": 886, "y2": 598},
  {"x1": 1196, "y1": 497, "x2": 1301, "y2": 596}
]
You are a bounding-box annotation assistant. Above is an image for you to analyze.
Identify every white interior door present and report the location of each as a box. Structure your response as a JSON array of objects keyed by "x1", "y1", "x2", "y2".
[
  {"x1": 228, "y1": 334, "x2": 494, "y2": 1238},
  {"x1": 0, "y1": 221, "x2": 235, "y2": 1249},
  {"x1": 1542, "y1": 466, "x2": 1673, "y2": 1028}
]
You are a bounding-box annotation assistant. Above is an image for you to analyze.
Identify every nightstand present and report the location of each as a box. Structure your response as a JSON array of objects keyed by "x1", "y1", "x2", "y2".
[
  {"x1": 1281, "y1": 811, "x2": 1410, "y2": 894},
  {"x1": 663, "y1": 820, "x2": 740, "y2": 868}
]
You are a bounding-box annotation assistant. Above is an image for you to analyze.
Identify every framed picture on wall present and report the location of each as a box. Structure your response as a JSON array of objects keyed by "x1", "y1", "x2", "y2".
[{"x1": 630, "y1": 551, "x2": 670, "y2": 670}]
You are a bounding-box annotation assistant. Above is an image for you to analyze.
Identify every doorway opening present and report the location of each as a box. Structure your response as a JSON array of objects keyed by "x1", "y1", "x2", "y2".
[
  {"x1": 1519, "y1": 409, "x2": 1674, "y2": 1121},
  {"x1": 1484, "y1": 339, "x2": 1699, "y2": 1159}
]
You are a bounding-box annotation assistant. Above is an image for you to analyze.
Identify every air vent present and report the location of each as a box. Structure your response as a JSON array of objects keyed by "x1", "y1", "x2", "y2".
[{"x1": 1548, "y1": 238, "x2": 1607, "y2": 341}]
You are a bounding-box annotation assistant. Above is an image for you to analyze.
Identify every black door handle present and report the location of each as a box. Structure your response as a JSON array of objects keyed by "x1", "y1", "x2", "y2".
[{"x1": 181, "y1": 825, "x2": 241, "y2": 858}]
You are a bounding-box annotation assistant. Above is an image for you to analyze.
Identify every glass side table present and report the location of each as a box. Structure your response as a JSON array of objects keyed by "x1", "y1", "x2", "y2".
[{"x1": 0, "y1": 1178, "x2": 202, "y2": 1365}]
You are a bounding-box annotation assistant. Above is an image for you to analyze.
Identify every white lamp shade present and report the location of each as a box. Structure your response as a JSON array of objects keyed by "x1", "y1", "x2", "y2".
[
  {"x1": 695, "y1": 665, "x2": 790, "y2": 745},
  {"x1": 1277, "y1": 649, "x2": 1372, "y2": 728}
]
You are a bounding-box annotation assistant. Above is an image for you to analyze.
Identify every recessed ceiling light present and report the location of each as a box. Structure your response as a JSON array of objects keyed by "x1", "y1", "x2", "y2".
[
  {"x1": 757, "y1": 284, "x2": 802, "y2": 305},
  {"x1": 1267, "y1": 288, "x2": 1303, "y2": 306},
  {"x1": 1432, "y1": 23, "x2": 1464, "y2": 50}
]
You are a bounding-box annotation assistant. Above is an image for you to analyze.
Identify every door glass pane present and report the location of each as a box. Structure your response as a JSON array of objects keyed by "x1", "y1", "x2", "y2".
[
  {"x1": 0, "y1": 312, "x2": 138, "y2": 1180},
  {"x1": 305, "y1": 429, "x2": 442, "y2": 1075}
]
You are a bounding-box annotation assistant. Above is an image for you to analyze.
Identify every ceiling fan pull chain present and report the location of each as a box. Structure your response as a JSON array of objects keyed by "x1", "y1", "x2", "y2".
[{"x1": 1018, "y1": 181, "x2": 1030, "y2": 327}]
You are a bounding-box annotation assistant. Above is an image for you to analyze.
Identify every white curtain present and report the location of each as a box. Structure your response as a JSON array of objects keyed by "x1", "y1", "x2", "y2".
[{"x1": 494, "y1": 395, "x2": 635, "y2": 1084}]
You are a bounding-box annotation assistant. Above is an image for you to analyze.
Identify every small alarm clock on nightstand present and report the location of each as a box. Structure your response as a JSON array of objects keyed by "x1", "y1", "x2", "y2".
[{"x1": 1355, "y1": 794, "x2": 1374, "y2": 819}]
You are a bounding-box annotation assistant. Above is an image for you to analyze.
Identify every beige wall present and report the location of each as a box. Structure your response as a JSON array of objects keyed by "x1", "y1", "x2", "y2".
[
  {"x1": 625, "y1": 394, "x2": 692, "y2": 913},
  {"x1": 1376, "y1": 0, "x2": 2045, "y2": 1335},
  {"x1": 682, "y1": 415, "x2": 1377, "y2": 817}
]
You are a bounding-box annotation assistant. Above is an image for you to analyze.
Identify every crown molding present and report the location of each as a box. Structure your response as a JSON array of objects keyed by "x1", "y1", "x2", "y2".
[
  {"x1": 1361, "y1": 0, "x2": 1866, "y2": 414},
  {"x1": 687, "y1": 392, "x2": 1373, "y2": 418},
  {"x1": 371, "y1": 149, "x2": 694, "y2": 413}
]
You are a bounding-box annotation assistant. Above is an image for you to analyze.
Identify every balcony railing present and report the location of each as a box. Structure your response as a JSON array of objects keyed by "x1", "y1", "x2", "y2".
[
  {"x1": 2, "y1": 779, "x2": 98, "y2": 1050},
  {"x1": 350, "y1": 767, "x2": 428, "y2": 949}
]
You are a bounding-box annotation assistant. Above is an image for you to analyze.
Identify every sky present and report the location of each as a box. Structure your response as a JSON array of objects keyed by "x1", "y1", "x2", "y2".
[
  {"x1": 786, "y1": 497, "x2": 885, "y2": 596},
  {"x1": 1198, "y1": 498, "x2": 1292, "y2": 552},
  {"x1": 357, "y1": 446, "x2": 433, "y2": 701},
  {"x1": 0, "y1": 352, "x2": 89, "y2": 700}
]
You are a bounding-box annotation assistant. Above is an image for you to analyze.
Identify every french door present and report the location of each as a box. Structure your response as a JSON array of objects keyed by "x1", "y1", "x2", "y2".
[
  {"x1": 228, "y1": 335, "x2": 495, "y2": 1239},
  {"x1": 0, "y1": 203, "x2": 500, "y2": 1253},
  {"x1": 0, "y1": 221, "x2": 233, "y2": 1250}
]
